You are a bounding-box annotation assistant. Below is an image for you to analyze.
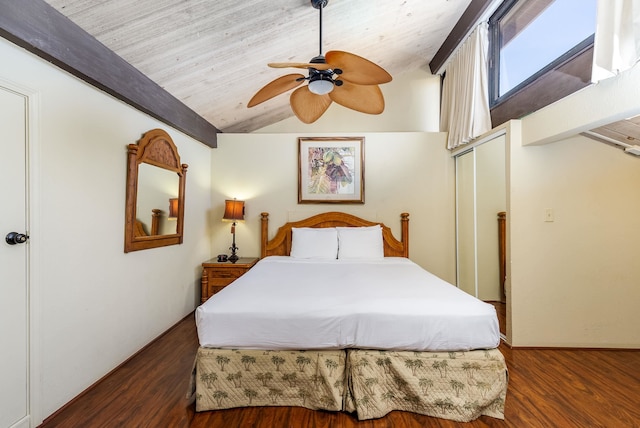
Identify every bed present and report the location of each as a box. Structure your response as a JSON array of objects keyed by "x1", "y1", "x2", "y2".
[{"x1": 192, "y1": 212, "x2": 507, "y2": 422}]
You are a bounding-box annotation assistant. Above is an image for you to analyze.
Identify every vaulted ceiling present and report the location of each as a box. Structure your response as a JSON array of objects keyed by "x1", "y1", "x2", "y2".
[{"x1": 42, "y1": 0, "x2": 473, "y2": 133}]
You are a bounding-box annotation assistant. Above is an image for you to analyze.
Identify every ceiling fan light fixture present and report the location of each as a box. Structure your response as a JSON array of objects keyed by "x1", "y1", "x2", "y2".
[{"x1": 308, "y1": 75, "x2": 334, "y2": 95}]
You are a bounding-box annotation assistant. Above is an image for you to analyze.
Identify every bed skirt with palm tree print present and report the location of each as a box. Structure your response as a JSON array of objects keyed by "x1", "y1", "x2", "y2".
[{"x1": 191, "y1": 347, "x2": 507, "y2": 422}]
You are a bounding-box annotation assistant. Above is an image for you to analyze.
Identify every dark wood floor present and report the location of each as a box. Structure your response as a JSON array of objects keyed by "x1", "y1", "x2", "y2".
[{"x1": 40, "y1": 313, "x2": 640, "y2": 428}]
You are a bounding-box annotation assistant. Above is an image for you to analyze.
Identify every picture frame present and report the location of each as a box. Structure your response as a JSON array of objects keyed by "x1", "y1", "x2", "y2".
[{"x1": 298, "y1": 137, "x2": 364, "y2": 204}]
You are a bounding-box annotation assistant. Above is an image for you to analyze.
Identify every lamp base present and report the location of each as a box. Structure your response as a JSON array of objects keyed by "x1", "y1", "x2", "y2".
[
  {"x1": 228, "y1": 239, "x2": 239, "y2": 263},
  {"x1": 228, "y1": 221, "x2": 239, "y2": 263}
]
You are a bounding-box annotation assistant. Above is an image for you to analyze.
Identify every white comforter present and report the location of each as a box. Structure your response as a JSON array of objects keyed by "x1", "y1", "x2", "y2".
[{"x1": 196, "y1": 257, "x2": 500, "y2": 351}]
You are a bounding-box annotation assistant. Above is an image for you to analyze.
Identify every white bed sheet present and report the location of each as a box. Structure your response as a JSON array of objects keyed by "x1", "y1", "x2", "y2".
[{"x1": 195, "y1": 256, "x2": 500, "y2": 351}]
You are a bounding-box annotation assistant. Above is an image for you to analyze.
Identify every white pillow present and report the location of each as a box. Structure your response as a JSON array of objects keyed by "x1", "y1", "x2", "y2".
[
  {"x1": 290, "y1": 227, "x2": 338, "y2": 259},
  {"x1": 337, "y1": 225, "x2": 384, "y2": 259}
]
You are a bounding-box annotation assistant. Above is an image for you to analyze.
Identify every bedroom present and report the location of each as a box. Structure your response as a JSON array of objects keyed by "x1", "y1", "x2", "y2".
[{"x1": 1, "y1": 0, "x2": 640, "y2": 426}]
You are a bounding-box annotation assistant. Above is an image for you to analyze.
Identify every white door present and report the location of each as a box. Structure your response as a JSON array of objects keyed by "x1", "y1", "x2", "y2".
[{"x1": 0, "y1": 86, "x2": 30, "y2": 428}]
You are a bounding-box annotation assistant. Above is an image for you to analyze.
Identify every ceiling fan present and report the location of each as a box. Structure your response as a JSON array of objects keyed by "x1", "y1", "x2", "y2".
[{"x1": 247, "y1": 0, "x2": 392, "y2": 124}]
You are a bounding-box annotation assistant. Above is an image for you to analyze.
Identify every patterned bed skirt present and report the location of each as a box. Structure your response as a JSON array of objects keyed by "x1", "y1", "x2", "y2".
[{"x1": 191, "y1": 347, "x2": 507, "y2": 422}]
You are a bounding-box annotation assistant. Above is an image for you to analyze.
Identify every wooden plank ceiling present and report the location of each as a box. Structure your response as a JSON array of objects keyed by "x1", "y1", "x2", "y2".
[
  {"x1": 587, "y1": 115, "x2": 640, "y2": 153},
  {"x1": 42, "y1": 0, "x2": 472, "y2": 133}
]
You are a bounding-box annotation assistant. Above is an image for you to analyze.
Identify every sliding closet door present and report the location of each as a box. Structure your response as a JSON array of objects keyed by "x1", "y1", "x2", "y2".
[
  {"x1": 476, "y1": 135, "x2": 506, "y2": 301},
  {"x1": 455, "y1": 134, "x2": 506, "y2": 302},
  {"x1": 455, "y1": 150, "x2": 476, "y2": 297}
]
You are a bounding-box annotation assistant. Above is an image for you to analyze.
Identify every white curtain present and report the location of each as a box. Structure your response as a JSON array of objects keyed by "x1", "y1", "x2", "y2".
[
  {"x1": 440, "y1": 22, "x2": 492, "y2": 150},
  {"x1": 592, "y1": 0, "x2": 640, "y2": 82}
]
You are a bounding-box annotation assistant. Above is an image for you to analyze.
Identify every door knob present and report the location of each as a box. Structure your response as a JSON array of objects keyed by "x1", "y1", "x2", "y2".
[{"x1": 5, "y1": 232, "x2": 29, "y2": 245}]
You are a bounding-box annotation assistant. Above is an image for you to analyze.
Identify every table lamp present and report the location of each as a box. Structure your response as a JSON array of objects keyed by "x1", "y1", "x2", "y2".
[{"x1": 222, "y1": 198, "x2": 245, "y2": 262}]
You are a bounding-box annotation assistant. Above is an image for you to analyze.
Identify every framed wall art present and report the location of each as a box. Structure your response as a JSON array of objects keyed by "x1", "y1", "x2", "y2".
[{"x1": 298, "y1": 137, "x2": 364, "y2": 204}]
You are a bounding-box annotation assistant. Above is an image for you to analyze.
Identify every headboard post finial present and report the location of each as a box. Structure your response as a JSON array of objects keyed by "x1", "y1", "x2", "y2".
[
  {"x1": 261, "y1": 213, "x2": 269, "y2": 259},
  {"x1": 401, "y1": 213, "x2": 409, "y2": 258}
]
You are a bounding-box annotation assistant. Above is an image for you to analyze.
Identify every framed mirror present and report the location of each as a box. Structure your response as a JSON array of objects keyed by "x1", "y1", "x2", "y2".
[{"x1": 124, "y1": 128, "x2": 188, "y2": 252}]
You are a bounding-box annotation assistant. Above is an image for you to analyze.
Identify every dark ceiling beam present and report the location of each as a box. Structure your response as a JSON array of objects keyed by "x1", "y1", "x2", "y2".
[
  {"x1": 0, "y1": 0, "x2": 220, "y2": 148},
  {"x1": 429, "y1": 0, "x2": 495, "y2": 75}
]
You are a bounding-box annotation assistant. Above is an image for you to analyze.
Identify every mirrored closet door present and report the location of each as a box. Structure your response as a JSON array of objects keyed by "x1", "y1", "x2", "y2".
[{"x1": 455, "y1": 132, "x2": 507, "y2": 331}]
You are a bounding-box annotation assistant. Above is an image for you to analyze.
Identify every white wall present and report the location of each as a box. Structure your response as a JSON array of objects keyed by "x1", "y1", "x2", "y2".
[
  {"x1": 507, "y1": 64, "x2": 640, "y2": 347},
  {"x1": 509, "y1": 133, "x2": 640, "y2": 347},
  {"x1": 0, "y1": 38, "x2": 212, "y2": 423},
  {"x1": 212, "y1": 132, "x2": 456, "y2": 283}
]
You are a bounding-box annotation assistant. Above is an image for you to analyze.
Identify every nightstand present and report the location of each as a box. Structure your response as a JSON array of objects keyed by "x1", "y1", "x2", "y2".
[{"x1": 200, "y1": 257, "x2": 259, "y2": 303}]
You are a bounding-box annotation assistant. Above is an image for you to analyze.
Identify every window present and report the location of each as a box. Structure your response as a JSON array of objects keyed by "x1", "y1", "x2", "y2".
[{"x1": 488, "y1": 0, "x2": 597, "y2": 124}]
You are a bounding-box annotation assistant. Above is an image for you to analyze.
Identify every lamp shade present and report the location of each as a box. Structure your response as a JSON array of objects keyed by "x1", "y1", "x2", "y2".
[
  {"x1": 168, "y1": 198, "x2": 179, "y2": 219},
  {"x1": 222, "y1": 199, "x2": 245, "y2": 221}
]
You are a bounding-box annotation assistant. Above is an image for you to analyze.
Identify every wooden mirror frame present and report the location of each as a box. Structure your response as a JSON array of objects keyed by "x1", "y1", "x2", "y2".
[{"x1": 124, "y1": 129, "x2": 188, "y2": 252}]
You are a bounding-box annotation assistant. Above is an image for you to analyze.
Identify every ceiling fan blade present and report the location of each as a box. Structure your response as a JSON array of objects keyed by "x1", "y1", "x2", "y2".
[
  {"x1": 268, "y1": 62, "x2": 333, "y2": 71},
  {"x1": 329, "y1": 81, "x2": 385, "y2": 114},
  {"x1": 247, "y1": 74, "x2": 305, "y2": 107},
  {"x1": 325, "y1": 51, "x2": 392, "y2": 85},
  {"x1": 290, "y1": 86, "x2": 332, "y2": 123}
]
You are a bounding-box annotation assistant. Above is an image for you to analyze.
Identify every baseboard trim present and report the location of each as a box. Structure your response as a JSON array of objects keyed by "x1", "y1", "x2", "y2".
[{"x1": 507, "y1": 345, "x2": 640, "y2": 351}]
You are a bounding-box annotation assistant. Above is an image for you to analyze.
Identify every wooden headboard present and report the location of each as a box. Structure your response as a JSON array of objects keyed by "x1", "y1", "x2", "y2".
[{"x1": 261, "y1": 212, "x2": 409, "y2": 258}]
